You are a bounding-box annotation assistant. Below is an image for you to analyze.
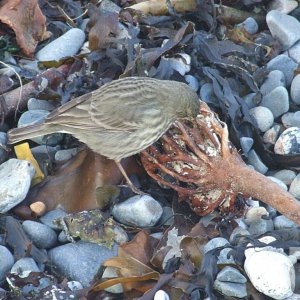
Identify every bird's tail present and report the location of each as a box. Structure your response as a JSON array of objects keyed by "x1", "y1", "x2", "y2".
[{"x1": 7, "y1": 124, "x2": 56, "y2": 144}]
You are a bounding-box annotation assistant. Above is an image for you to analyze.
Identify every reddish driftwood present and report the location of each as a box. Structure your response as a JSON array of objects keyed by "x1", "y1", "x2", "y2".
[{"x1": 141, "y1": 102, "x2": 300, "y2": 225}]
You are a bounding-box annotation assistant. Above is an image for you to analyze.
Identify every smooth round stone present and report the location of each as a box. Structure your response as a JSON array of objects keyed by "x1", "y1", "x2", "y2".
[
  {"x1": 112, "y1": 195, "x2": 163, "y2": 227},
  {"x1": 18, "y1": 110, "x2": 64, "y2": 145},
  {"x1": 267, "y1": 176, "x2": 288, "y2": 191},
  {"x1": 243, "y1": 93, "x2": 257, "y2": 109},
  {"x1": 204, "y1": 237, "x2": 229, "y2": 254},
  {"x1": 247, "y1": 149, "x2": 268, "y2": 174},
  {"x1": 249, "y1": 106, "x2": 274, "y2": 132},
  {"x1": 261, "y1": 86, "x2": 289, "y2": 118},
  {"x1": 282, "y1": 112, "x2": 300, "y2": 128},
  {"x1": 266, "y1": 54, "x2": 298, "y2": 85},
  {"x1": 36, "y1": 28, "x2": 85, "y2": 61},
  {"x1": 0, "y1": 132, "x2": 7, "y2": 164},
  {"x1": 39, "y1": 208, "x2": 68, "y2": 230},
  {"x1": 58, "y1": 231, "x2": 69, "y2": 244},
  {"x1": 213, "y1": 280, "x2": 247, "y2": 298},
  {"x1": 244, "y1": 251, "x2": 295, "y2": 299},
  {"x1": 266, "y1": 10, "x2": 300, "y2": 50},
  {"x1": 237, "y1": 17, "x2": 258, "y2": 34},
  {"x1": 0, "y1": 246, "x2": 14, "y2": 282},
  {"x1": 274, "y1": 215, "x2": 298, "y2": 229},
  {"x1": 244, "y1": 207, "x2": 269, "y2": 225},
  {"x1": 260, "y1": 70, "x2": 285, "y2": 96},
  {"x1": 184, "y1": 75, "x2": 199, "y2": 91},
  {"x1": 154, "y1": 290, "x2": 170, "y2": 300},
  {"x1": 48, "y1": 241, "x2": 118, "y2": 287},
  {"x1": 291, "y1": 75, "x2": 300, "y2": 104},
  {"x1": 240, "y1": 137, "x2": 254, "y2": 155},
  {"x1": 248, "y1": 219, "x2": 274, "y2": 236},
  {"x1": 200, "y1": 83, "x2": 218, "y2": 106},
  {"x1": 273, "y1": 169, "x2": 297, "y2": 185},
  {"x1": 217, "y1": 248, "x2": 235, "y2": 264},
  {"x1": 274, "y1": 127, "x2": 300, "y2": 155},
  {"x1": 263, "y1": 124, "x2": 281, "y2": 144},
  {"x1": 11, "y1": 258, "x2": 40, "y2": 275},
  {"x1": 31, "y1": 145, "x2": 60, "y2": 162},
  {"x1": 27, "y1": 98, "x2": 55, "y2": 111},
  {"x1": 22, "y1": 220, "x2": 57, "y2": 249},
  {"x1": 217, "y1": 266, "x2": 247, "y2": 283},
  {"x1": 289, "y1": 174, "x2": 300, "y2": 199},
  {"x1": 268, "y1": 0, "x2": 298, "y2": 14},
  {"x1": 55, "y1": 148, "x2": 78, "y2": 163},
  {"x1": 0, "y1": 159, "x2": 35, "y2": 213}
]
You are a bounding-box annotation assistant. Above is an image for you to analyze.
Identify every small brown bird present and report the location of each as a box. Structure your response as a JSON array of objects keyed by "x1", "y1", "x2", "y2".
[{"x1": 8, "y1": 77, "x2": 200, "y2": 193}]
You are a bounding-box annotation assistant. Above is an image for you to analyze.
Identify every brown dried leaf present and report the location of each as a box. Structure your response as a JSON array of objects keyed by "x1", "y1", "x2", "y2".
[{"x1": 0, "y1": 0, "x2": 50, "y2": 57}]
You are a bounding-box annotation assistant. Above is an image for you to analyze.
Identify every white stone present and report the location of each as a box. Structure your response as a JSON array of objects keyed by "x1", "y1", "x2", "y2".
[
  {"x1": 244, "y1": 251, "x2": 295, "y2": 299},
  {"x1": 266, "y1": 10, "x2": 300, "y2": 50},
  {"x1": 268, "y1": 0, "x2": 298, "y2": 14},
  {"x1": 0, "y1": 159, "x2": 35, "y2": 213},
  {"x1": 244, "y1": 207, "x2": 269, "y2": 225},
  {"x1": 285, "y1": 40, "x2": 300, "y2": 63},
  {"x1": 36, "y1": 28, "x2": 85, "y2": 61},
  {"x1": 154, "y1": 290, "x2": 170, "y2": 300}
]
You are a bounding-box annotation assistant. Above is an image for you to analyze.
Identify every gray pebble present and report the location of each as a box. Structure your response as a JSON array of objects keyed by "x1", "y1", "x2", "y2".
[
  {"x1": 27, "y1": 98, "x2": 55, "y2": 111},
  {"x1": 214, "y1": 280, "x2": 247, "y2": 298},
  {"x1": 282, "y1": 112, "x2": 300, "y2": 128},
  {"x1": 266, "y1": 10, "x2": 300, "y2": 50},
  {"x1": 285, "y1": 40, "x2": 300, "y2": 63},
  {"x1": 40, "y1": 208, "x2": 68, "y2": 230},
  {"x1": 243, "y1": 93, "x2": 258, "y2": 109},
  {"x1": 274, "y1": 127, "x2": 300, "y2": 155},
  {"x1": 291, "y1": 74, "x2": 300, "y2": 104},
  {"x1": 273, "y1": 169, "x2": 297, "y2": 185},
  {"x1": 36, "y1": 28, "x2": 85, "y2": 61},
  {"x1": 267, "y1": 176, "x2": 288, "y2": 191},
  {"x1": 102, "y1": 267, "x2": 124, "y2": 293},
  {"x1": 237, "y1": 17, "x2": 258, "y2": 35},
  {"x1": 247, "y1": 149, "x2": 268, "y2": 174},
  {"x1": 0, "y1": 246, "x2": 14, "y2": 283},
  {"x1": 184, "y1": 75, "x2": 199, "y2": 91},
  {"x1": 260, "y1": 70, "x2": 285, "y2": 96},
  {"x1": 266, "y1": 54, "x2": 298, "y2": 85},
  {"x1": 268, "y1": 0, "x2": 298, "y2": 14},
  {"x1": 204, "y1": 237, "x2": 229, "y2": 254},
  {"x1": 263, "y1": 124, "x2": 281, "y2": 144},
  {"x1": 22, "y1": 220, "x2": 57, "y2": 249},
  {"x1": 261, "y1": 86, "x2": 289, "y2": 118},
  {"x1": 289, "y1": 173, "x2": 300, "y2": 199},
  {"x1": 217, "y1": 266, "x2": 247, "y2": 283},
  {"x1": 11, "y1": 257, "x2": 40, "y2": 275},
  {"x1": 112, "y1": 195, "x2": 163, "y2": 227},
  {"x1": 248, "y1": 219, "x2": 274, "y2": 235},
  {"x1": 200, "y1": 83, "x2": 219, "y2": 105},
  {"x1": 0, "y1": 132, "x2": 8, "y2": 164},
  {"x1": 240, "y1": 137, "x2": 254, "y2": 155},
  {"x1": 48, "y1": 241, "x2": 118, "y2": 287},
  {"x1": 229, "y1": 227, "x2": 250, "y2": 244},
  {"x1": 18, "y1": 110, "x2": 63, "y2": 145},
  {"x1": 0, "y1": 159, "x2": 35, "y2": 213},
  {"x1": 274, "y1": 215, "x2": 298, "y2": 229},
  {"x1": 58, "y1": 230, "x2": 69, "y2": 244},
  {"x1": 31, "y1": 145, "x2": 60, "y2": 162},
  {"x1": 249, "y1": 106, "x2": 274, "y2": 132},
  {"x1": 55, "y1": 148, "x2": 78, "y2": 163},
  {"x1": 217, "y1": 248, "x2": 235, "y2": 264}
]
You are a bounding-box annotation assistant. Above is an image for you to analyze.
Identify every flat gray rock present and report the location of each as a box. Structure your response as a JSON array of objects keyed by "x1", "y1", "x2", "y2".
[
  {"x1": 217, "y1": 266, "x2": 247, "y2": 283},
  {"x1": 0, "y1": 246, "x2": 14, "y2": 283},
  {"x1": 249, "y1": 106, "x2": 274, "y2": 132},
  {"x1": 48, "y1": 241, "x2": 118, "y2": 287},
  {"x1": 260, "y1": 70, "x2": 285, "y2": 96},
  {"x1": 214, "y1": 280, "x2": 247, "y2": 298},
  {"x1": 291, "y1": 74, "x2": 300, "y2": 104}
]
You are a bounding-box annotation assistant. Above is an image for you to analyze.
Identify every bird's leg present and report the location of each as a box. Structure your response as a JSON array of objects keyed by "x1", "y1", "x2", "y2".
[{"x1": 115, "y1": 160, "x2": 145, "y2": 195}]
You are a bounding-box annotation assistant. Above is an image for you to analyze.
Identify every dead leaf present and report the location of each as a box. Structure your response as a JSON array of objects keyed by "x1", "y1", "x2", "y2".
[{"x1": 0, "y1": 0, "x2": 50, "y2": 57}]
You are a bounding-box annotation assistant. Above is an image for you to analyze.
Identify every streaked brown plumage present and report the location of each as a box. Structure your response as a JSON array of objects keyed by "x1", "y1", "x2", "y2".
[{"x1": 8, "y1": 77, "x2": 200, "y2": 192}]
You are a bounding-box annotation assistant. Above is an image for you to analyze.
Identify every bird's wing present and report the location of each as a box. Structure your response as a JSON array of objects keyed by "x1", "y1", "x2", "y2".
[{"x1": 90, "y1": 89, "x2": 164, "y2": 133}]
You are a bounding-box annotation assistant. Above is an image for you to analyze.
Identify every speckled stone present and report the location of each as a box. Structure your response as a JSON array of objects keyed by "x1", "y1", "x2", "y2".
[
  {"x1": 274, "y1": 127, "x2": 300, "y2": 155},
  {"x1": 263, "y1": 124, "x2": 281, "y2": 144}
]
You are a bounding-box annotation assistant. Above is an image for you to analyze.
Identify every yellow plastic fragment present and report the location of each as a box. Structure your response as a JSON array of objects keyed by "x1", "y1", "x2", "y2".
[{"x1": 14, "y1": 142, "x2": 45, "y2": 186}]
